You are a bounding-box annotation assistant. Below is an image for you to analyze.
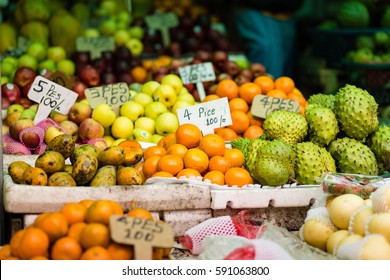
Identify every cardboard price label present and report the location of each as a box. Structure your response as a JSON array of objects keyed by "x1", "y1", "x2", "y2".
[
  {"x1": 177, "y1": 97, "x2": 232, "y2": 135},
  {"x1": 110, "y1": 215, "x2": 174, "y2": 260},
  {"x1": 178, "y1": 62, "x2": 215, "y2": 85},
  {"x1": 76, "y1": 36, "x2": 115, "y2": 59},
  {"x1": 251, "y1": 95, "x2": 300, "y2": 119},
  {"x1": 85, "y1": 82, "x2": 130, "y2": 109},
  {"x1": 28, "y1": 76, "x2": 78, "y2": 124},
  {"x1": 145, "y1": 12, "x2": 178, "y2": 48}
]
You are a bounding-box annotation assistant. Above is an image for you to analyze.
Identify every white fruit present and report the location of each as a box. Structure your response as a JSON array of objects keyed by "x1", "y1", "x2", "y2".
[
  {"x1": 328, "y1": 194, "x2": 365, "y2": 229},
  {"x1": 335, "y1": 234, "x2": 363, "y2": 256}
]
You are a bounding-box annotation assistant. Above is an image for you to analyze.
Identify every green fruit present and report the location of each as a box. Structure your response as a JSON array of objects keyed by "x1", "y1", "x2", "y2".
[
  {"x1": 336, "y1": 1, "x2": 370, "y2": 28},
  {"x1": 252, "y1": 156, "x2": 290, "y2": 187},
  {"x1": 366, "y1": 125, "x2": 390, "y2": 172},
  {"x1": 307, "y1": 93, "x2": 335, "y2": 111}
]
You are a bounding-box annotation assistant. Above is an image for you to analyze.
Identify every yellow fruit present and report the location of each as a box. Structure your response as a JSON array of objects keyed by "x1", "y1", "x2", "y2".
[
  {"x1": 303, "y1": 219, "x2": 336, "y2": 251},
  {"x1": 360, "y1": 235, "x2": 390, "y2": 260},
  {"x1": 349, "y1": 205, "x2": 373, "y2": 236},
  {"x1": 328, "y1": 194, "x2": 365, "y2": 229},
  {"x1": 335, "y1": 234, "x2": 363, "y2": 256},
  {"x1": 326, "y1": 230, "x2": 349, "y2": 255},
  {"x1": 366, "y1": 212, "x2": 390, "y2": 243}
]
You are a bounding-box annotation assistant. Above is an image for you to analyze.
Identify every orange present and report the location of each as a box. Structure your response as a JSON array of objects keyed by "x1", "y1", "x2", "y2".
[
  {"x1": 142, "y1": 155, "x2": 161, "y2": 179},
  {"x1": 152, "y1": 171, "x2": 174, "y2": 178},
  {"x1": 107, "y1": 242, "x2": 133, "y2": 260},
  {"x1": 131, "y1": 66, "x2": 148, "y2": 84},
  {"x1": 215, "y1": 127, "x2": 238, "y2": 141},
  {"x1": 202, "y1": 94, "x2": 220, "y2": 102},
  {"x1": 16, "y1": 227, "x2": 50, "y2": 260},
  {"x1": 227, "y1": 111, "x2": 250, "y2": 135},
  {"x1": 238, "y1": 82, "x2": 262, "y2": 104},
  {"x1": 225, "y1": 167, "x2": 253, "y2": 188},
  {"x1": 118, "y1": 139, "x2": 143, "y2": 150},
  {"x1": 203, "y1": 170, "x2": 225, "y2": 185},
  {"x1": 266, "y1": 89, "x2": 288, "y2": 99},
  {"x1": 198, "y1": 133, "x2": 226, "y2": 158},
  {"x1": 79, "y1": 223, "x2": 110, "y2": 249},
  {"x1": 85, "y1": 200, "x2": 123, "y2": 225},
  {"x1": 33, "y1": 212, "x2": 69, "y2": 243},
  {"x1": 216, "y1": 79, "x2": 239, "y2": 100},
  {"x1": 223, "y1": 148, "x2": 245, "y2": 167},
  {"x1": 9, "y1": 229, "x2": 25, "y2": 258},
  {"x1": 243, "y1": 125, "x2": 264, "y2": 139},
  {"x1": 292, "y1": 87, "x2": 304, "y2": 97},
  {"x1": 287, "y1": 92, "x2": 307, "y2": 107},
  {"x1": 176, "y1": 168, "x2": 201, "y2": 179},
  {"x1": 247, "y1": 111, "x2": 263, "y2": 127},
  {"x1": 175, "y1": 123, "x2": 203, "y2": 149},
  {"x1": 156, "y1": 154, "x2": 184, "y2": 175},
  {"x1": 127, "y1": 208, "x2": 154, "y2": 221},
  {"x1": 29, "y1": 256, "x2": 48, "y2": 260},
  {"x1": 60, "y1": 202, "x2": 87, "y2": 225},
  {"x1": 166, "y1": 143, "x2": 188, "y2": 159},
  {"x1": 183, "y1": 148, "x2": 209, "y2": 174},
  {"x1": 67, "y1": 222, "x2": 87, "y2": 242},
  {"x1": 228, "y1": 97, "x2": 249, "y2": 113},
  {"x1": 143, "y1": 145, "x2": 167, "y2": 161},
  {"x1": 80, "y1": 246, "x2": 111, "y2": 260},
  {"x1": 254, "y1": 75, "x2": 274, "y2": 94},
  {"x1": 208, "y1": 155, "x2": 231, "y2": 174},
  {"x1": 0, "y1": 244, "x2": 12, "y2": 260},
  {"x1": 157, "y1": 133, "x2": 176, "y2": 149},
  {"x1": 79, "y1": 199, "x2": 94, "y2": 208},
  {"x1": 51, "y1": 236, "x2": 83, "y2": 260},
  {"x1": 274, "y1": 76, "x2": 295, "y2": 94}
]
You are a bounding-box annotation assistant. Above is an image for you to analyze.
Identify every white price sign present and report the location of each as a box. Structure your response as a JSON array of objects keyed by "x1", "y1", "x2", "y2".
[
  {"x1": 177, "y1": 97, "x2": 232, "y2": 135},
  {"x1": 85, "y1": 82, "x2": 130, "y2": 110},
  {"x1": 251, "y1": 95, "x2": 300, "y2": 119},
  {"x1": 28, "y1": 76, "x2": 78, "y2": 124},
  {"x1": 178, "y1": 62, "x2": 216, "y2": 101},
  {"x1": 145, "y1": 12, "x2": 178, "y2": 48}
]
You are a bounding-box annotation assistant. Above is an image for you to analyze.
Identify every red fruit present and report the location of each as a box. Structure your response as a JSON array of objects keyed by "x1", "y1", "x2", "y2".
[
  {"x1": 79, "y1": 65, "x2": 100, "y2": 87},
  {"x1": 13, "y1": 67, "x2": 37, "y2": 89},
  {"x1": 1, "y1": 83, "x2": 21, "y2": 102}
]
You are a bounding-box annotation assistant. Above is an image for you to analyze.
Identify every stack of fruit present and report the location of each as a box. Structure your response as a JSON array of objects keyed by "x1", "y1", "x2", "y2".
[{"x1": 0, "y1": 199, "x2": 171, "y2": 260}]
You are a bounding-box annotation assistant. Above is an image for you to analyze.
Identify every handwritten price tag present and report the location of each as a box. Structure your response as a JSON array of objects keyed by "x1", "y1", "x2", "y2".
[
  {"x1": 110, "y1": 215, "x2": 174, "y2": 260},
  {"x1": 85, "y1": 82, "x2": 130, "y2": 111},
  {"x1": 251, "y1": 95, "x2": 300, "y2": 119},
  {"x1": 145, "y1": 12, "x2": 178, "y2": 48},
  {"x1": 178, "y1": 62, "x2": 216, "y2": 101},
  {"x1": 28, "y1": 76, "x2": 78, "y2": 124},
  {"x1": 177, "y1": 97, "x2": 232, "y2": 135},
  {"x1": 76, "y1": 36, "x2": 115, "y2": 59}
]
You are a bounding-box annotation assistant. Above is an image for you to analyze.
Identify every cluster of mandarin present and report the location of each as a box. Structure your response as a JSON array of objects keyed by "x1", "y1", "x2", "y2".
[{"x1": 0, "y1": 200, "x2": 170, "y2": 260}]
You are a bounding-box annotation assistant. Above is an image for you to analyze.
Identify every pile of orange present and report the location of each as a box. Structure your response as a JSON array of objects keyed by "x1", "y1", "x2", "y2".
[
  {"x1": 0, "y1": 200, "x2": 169, "y2": 260},
  {"x1": 203, "y1": 76, "x2": 307, "y2": 140},
  {"x1": 137, "y1": 123, "x2": 253, "y2": 188}
]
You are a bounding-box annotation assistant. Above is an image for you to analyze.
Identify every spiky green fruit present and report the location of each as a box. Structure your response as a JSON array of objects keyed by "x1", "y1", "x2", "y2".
[
  {"x1": 294, "y1": 142, "x2": 336, "y2": 185},
  {"x1": 305, "y1": 105, "x2": 339, "y2": 147},
  {"x1": 263, "y1": 110, "x2": 308, "y2": 145},
  {"x1": 244, "y1": 138, "x2": 268, "y2": 177},
  {"x1": 231, "y1": 137, "x2": 252, "y2": 159},
  {"x1": 334, "y1": 84, "x2": 379, "y2": 140},
  {"x1": 328, "y1": 137, "x2": 378, "y2": 175},
  {"x1": 252, "y1": 155, "x2": 290, "y2": 186},
  {"x1": 307, "y1": 93, "x2": 336, "y2": 111},
  {"x1": 366, "y1": 125, "x2": 390, "y2": 171}
]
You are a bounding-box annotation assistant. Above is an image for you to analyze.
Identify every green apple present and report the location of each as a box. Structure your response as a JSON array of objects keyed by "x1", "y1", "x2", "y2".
[
  {"x1": 103, "y1": 135, "x2": 116, "y2": 147},
  {"x1": 151, "y1": 133, "x2": 164, "y2": 144},
  {"x1": 56, "y1": 59, "x2": 76, "y2": 76},
  {"x1": 120, "y1": 100, "x2": 144, "y2": 122},
  {"x1": 1, "y1": 56, "x2": 18, "y2": 76},
  {"x1": 26, "y1": 41, "x2": 47, "y2": 62},
  {"x1": 29, "y1": 104, "x2": 39, "y2": 112},
  {"x1": 141, "y1": 80, "x2": 160, "y2": 96},
  {"x1": 114, "y1": 29, "x2": 130, "y2": 47},
  {"x1": 132, "y1": 92, "x2": 153, "y2": 107},
  {"x1": 7, "y1": 103, "x2": 24, "y2": 116},
  {"x1": 19, "y1": 109, "x2": 36, "y2": 120},
  {"x1": 99, "y1": 18, "x2": 117, "y2": 36},
  {"x1": 129, "y1": 89, "x2": 137, "y2": 99},
  {"x1": 135, "y1": 116, "x2": 155, "y2": 134},
  {"x1": 153, "y1": 84, "x2": 177, "y2": 108},
  {"x1": 128, "y1": 25, "x2": 144, "y2": 40},
  {"x1": 144, "y1": 101, "x2": 168, "y2": 120},
  {"x1": 17, "y1": 54, "x2": 38, "y2": 70},
  {"x1": 47, "y1": 46, "x2": 66, "y2": 63},
  {"x1": 38, "y1": 59, "x2": 56, "y2": 72},
  {"x1": 155, "y1": 112, "x2": 179, "y2": 136},
  {"x1": 100, "y1": 0, "x2": 118, "y2": 15},
  {"x1": 92, "y1": 103, "x2": 117, "y2": 128},
  {"x1": 132, "y1": 127, "x2": 152, "y2": 142},
  {"x1": 1, "y1": 76, "x2": 9, "y2": 85},
  {"x1": 116, "y1": 10, "x2": 131, "y2": 27},
  {"x1": 129, "y1": 82, "x2": 142, "y2": 92},
  {"x1": 111, "y1": 116, "x2": 133, "y2": 139},
  {"x1": 111, "y1": 138, "x2": 126, "y2": 146},
  {"x1": 177, "y1": 91, "x2": 196, "y2": 105},
  {"x1": 171, "y1": 100, "x2": 192, "y2": 115},
  {"x1": 125, "y1": 38, "x2": 144, "y2": 57},
  {"x1": 83, "y1": 28, "x2": 100, "y2": 37},
  {"x1": 161, "y1": 73, "x2": 183, "y2": 95}
]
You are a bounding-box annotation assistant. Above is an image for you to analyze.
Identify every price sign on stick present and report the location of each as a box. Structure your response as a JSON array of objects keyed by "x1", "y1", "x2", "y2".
[
  {"x1": 76, "y1": 36, "x2": 115, "y2": 59},
  {"x1": 145, "y1": 12, "x2": 179, "y2": 48},
  {"x1": 251, "y1": 95, "x2": 300, "y2": 119},
  {"x1": 110, "y1": 215, "x2": 174, "y2": 260},
  {"x1": 85, "y1": 82, "x2": 130, "y2": 114},
  {"x1": 178, "y1": 62, "x2": 216, "y2": 101},
  {"x1": 177, "y1": 97, "x2": 232, "y2": 135},
  {"x1": 28, "y1": 76, "x2": 78, "y2": 124}
]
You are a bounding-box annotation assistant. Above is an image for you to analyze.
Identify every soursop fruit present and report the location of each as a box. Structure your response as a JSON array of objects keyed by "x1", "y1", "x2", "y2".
[
  {"x1": 366, "y1": 125, "x2": 390, "y2": 171},
  {"x1": 252, "y1": 156, "x2": 290, "y2": 186},
  {"x1": 294, "y1": 142, "x2": 336, "y2": 185},
  {"x1": 244, "y1": 138, "x2": 268, "y2": 177},
  {"x1": 334, "y1": 84, "x2": 379, "y2": 140},
  {"x1": 305, "y1": 104, "x2": 339, "y2": 147},
  {"x1": 328, "y1": 137, "x2": 379, "y2": 175},
  {"x1": 263, "y1": 110, "x2": 308, "y2": 145},
  {"x1": 307, "y1": 93, "x2": 336, "y2": 111},
  {"x1": 231, "y1": 137, "x2": 253, "y2": 159}
]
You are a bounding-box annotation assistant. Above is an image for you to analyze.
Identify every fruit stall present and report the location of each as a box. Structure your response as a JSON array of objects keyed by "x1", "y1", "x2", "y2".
[{"x1": 0, "y1": 0, "x2": 390, "y2": 262}]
